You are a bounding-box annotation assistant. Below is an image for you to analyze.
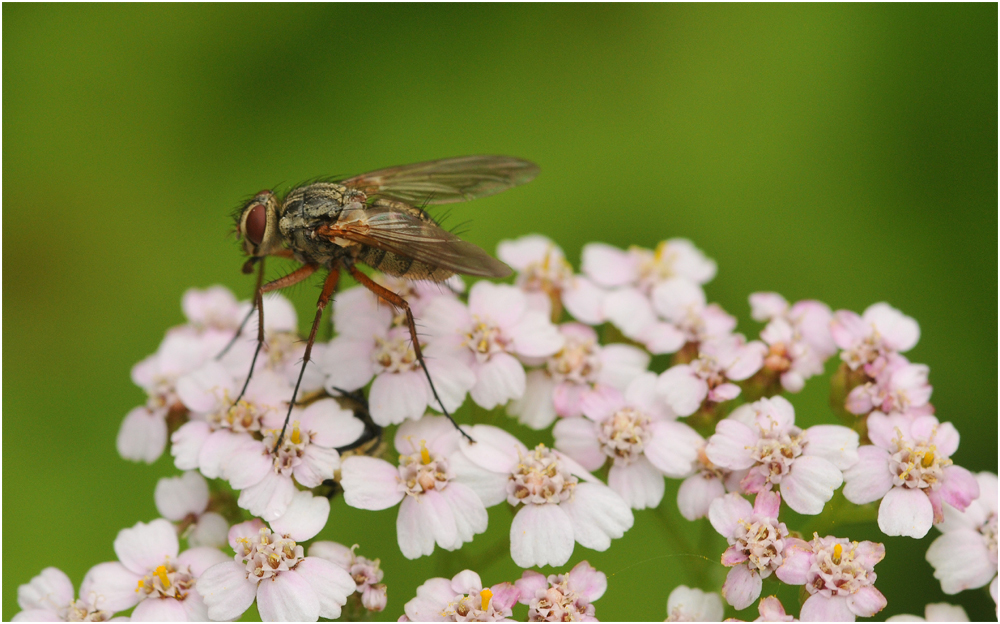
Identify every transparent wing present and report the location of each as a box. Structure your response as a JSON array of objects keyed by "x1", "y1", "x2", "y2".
[
  {"x1": 341, "y1": 155, "x2": 539, "y2": 205},
  {"x1": 320, "y1": 207, "x2": 512, "y2": 278}
]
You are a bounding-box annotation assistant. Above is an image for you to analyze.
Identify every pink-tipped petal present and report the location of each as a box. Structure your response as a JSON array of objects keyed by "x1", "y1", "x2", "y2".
[
  {"x1": 709, "y1": 493, "x2": 753, "y2": 538},
  {"x1": 800, "y1": 594, "x2": 854, "y2": 622}
]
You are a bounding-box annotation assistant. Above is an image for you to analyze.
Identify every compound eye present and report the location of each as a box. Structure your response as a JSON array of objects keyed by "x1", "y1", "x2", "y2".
[{"x1": 245, "y1": 204, "x2": 267, "y2": 246}]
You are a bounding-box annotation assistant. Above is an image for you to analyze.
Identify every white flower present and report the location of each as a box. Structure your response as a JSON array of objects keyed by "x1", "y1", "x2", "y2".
[
  {"x1": 925, "y1": 471, "x2": 997, "y2": 594},
  {"x1": 665, "y1": 585, "x2": 724, "y2": 622},
  {"x1": 308, "y1": 542, "x2": 387, "y2": 612},
  {"x1": 886, "y1": 603, "x2": 970, "y2": 622},
  {"x1": 155, "y1": 471, "x2": 229, "y2": 548},
  {"x1": 81, "y1": 519, "x2": 229, "y2": 621},
  {"x1": 13, "y1": 567, "x2": 113, "y2": 622},
  {"x1": 401, "y1": 570, "x2": 520, "y2": 622},
  {"x1": 197, "y1": 520, "x2": 355, "y2": 622},
  {"x1": 451, "y1": 425, "x2": 633, "y2": 568},
  {"x1": 340, "y1": 416, "x2": 488, "y2": 559}
]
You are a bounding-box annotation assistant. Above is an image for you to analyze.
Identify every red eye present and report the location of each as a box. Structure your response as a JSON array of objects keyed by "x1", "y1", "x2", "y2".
[{"x1": 245, "y1": 204, "x2": 267, "y2": 245}]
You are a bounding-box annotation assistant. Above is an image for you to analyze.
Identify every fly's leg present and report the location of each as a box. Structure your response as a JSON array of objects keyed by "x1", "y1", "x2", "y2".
[
  {"x1": 234, "y1": 263, "x2": 319, "y2": 404},
  {"x1": 217, "y1": 258, "x2": 266, "y2": 361},
  {"x1": 273, "y1": 268, "x2": 340, "y2": 451},
  {"x1": 345, "y1": 262, "x2": 474, "y2": 443}
]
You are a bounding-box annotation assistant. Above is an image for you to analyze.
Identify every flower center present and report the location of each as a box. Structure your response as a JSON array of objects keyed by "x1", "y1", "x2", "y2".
[
  {"x1": 750, "y1": 428, "x2": 805, "y2": 486},
  {"x1": 547, "y1": 336, "x2": 601, "y2": 384},
  {"x1": 732, "y1": 515, "x2": 789, "y2": 574},
  {"x1": 235, "y1": 527, "x2": 304, "y2": 581},
  {"x1": 519, "y1": 250, "x2": 574, "y2": 295},
  {"x1": 507, "y1": 444, "x2": 577, "y2": 506},
  {"x1": 398, "y1": 442, "x2": 452, "y2": 496},
  {"x1": 526, "y1": 578, "x2": 595, "y2": 622},
  {"x1": 465, "y1": 317, "x2": 508, "y2": 363},
  {"x1": 371, "y1": 330, "x2": 419, "y2": 374},
  {"x1": 262, "y1": 422, "x2": 309, "y2": 476},
  {"x1": 208, "y1": 393, "x2": 269, "y2": 433},
  {"x1": 63, "y1": 599, "x2": 112, "y2": 622},
  {"x1": 888, "y1": 433, "x2": 951, "y2": 490},
  {"x1": 135, "y1": 561, "x2": 195, "y2": 601},
  {"x1": 763, "y1": 343, "x2": 792, "y2": 373},
  {"x1": 690, "y1": 355, "x2": 726, "y2": 388},
  {"x1": 596, "y1": 407, "x2": 652, "y2": 466},
  {"x1": 805, "y1": 536, "x2": 875, "y2": 597},
  {"x1": 635, "y1": 242, "x2": 679, "y2": 293},
  {"x1": 441, "y1": 588, "x2": 502, "y2": 622}
]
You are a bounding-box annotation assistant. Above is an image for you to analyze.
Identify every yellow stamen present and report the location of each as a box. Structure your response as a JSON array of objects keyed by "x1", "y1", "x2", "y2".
[
  {"x1": 420, "y1": 442, "x2": 432, "y2": 465},
  {"x1": 136, "y1": 579, "x2": 145, "y2": 593},
  {"x1": 480, "y1": 588, "x2": 493, "y2": 611},
  {"x1": 154, "y1": 565, "x2": 171, "y2": 589},
  {"x1": 833, "y1": 543, "x2": 843, "y2": 564},
  {"x1": 290, "y1": 422, "x2": 302, "y2": 445},
  {"x1": 921, "y1": 452, "x2": 935, "y2": 468}
]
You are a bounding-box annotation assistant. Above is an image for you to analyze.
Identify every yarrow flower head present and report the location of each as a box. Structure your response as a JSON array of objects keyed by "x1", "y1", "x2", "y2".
[
  {"x1": 197, "y1": 519, "x2": 355, "y2": 622},
  {"x1": 845, "y1": 355, "x2": 933, "y2": 418},
  {"x1": 830, "y1": 302, "x2": 920, "y2": 376},
  {"x1": 776, "y1": 534, "x2": 887, "y2": 622},
  {"x1": 709, "y1": 491, "x2": 791, "y2": 610},
  {"x1": 401, "y1": 570, "x2": 520, "y2": 622},
  {"x1": 843, "y1": 412, "x2": 979, "y2": 538},
  {"x1": 14, "y1": 567, "x2": 114, "y2": 622},
  {"x1": 308, "y1": 541, "x2": 387, "y2": 612},
  {"x1": 340, "y1": 416, "x2": 488, "y2": 559},
  {"x1": 705, "y1": 396, "x2": 859, "y2": 515},
  {"x1": 515, "y1": 561, "x2": 607, "y2": 622},
  {"x1": 498, "y1": 234, "x2": 606, "y2": 325},
  {"x1": 81, "y1": 518, "x2": 229, "y2": 621},
  {"x1": 925, "y1": 471, "x2": 997, "y2": 595},
  {"x1": 423, "y1": 281, "x2": 565, "y2": 410},
  {"x1": 554, "y1": 373, "x2": 703, "y2": 509},
  {"x1": 450, "y1": 425, "x2": 633, "y2": 567},
  {"x1": 508, "y1": 322, "x2": 649, "y2": 429},
  {"x1": 663, "y1": 585, "x2": 724, "y2": 622},
  {"x1": 320, "y1": 286, "x2": 475, "y2": 425}
]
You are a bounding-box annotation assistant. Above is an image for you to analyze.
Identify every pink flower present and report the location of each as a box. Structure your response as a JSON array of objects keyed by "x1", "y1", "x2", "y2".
[
  {"x1": 886, "y1": 603, "x2": 970, "y2": 622},
  {"x1": 705, "y1": 396, "x2": 859, "y2": 515},
  {"x1": 401, "y1": 570, "x2": 520, "y2": 622},
  {"x1": 155, "y1": 471, "x2": 229, "y2": 548},
  {"x1": 649, "y1": 277, "x2": 737, "y2": 350},
  {"x1": 842, "y1": 413, "x2": 980, "y2": 538},
  {"x1": 224, "y1": 398, "x2": 363, "y2": 525},
  {"x1": 320, "y1": 286, "x2": 475, "y2": 425},
  {"x1": 308, "y1": 542, "x2": 387, "y2": 612},
  {"x1": 925, "y1": 471, "x2": 997, "y2": 594},
  {"x1": 709, "y1": 491, "x2": 790, "y2": 610},
  {"x1": 451, "y1": 425, "x2": 633, "y2": 567},
  {"x1": 554, "y1": 373, "x2": 703, "y2": 509},
  {"x1": 657, "y1": 335, "x2": 766, "y2": 416},
  {"x1": 197, "y1": 520, "x2": 355, "y2": 622},
  {"x1": 750, "y1": 293, "x2": 835, "y2": 393},
  {"x1": 339, "y1": 416, "x2": 488, "y2": 559},
  {"x1": 676, "y1": 439, "x2": 739, "y2": 521},
  {"x1": 13, "y1": 567, "x2": 114, "y2": 622},
  {"x1": 776, "y1": 534, "x2": 886, "y2": 622},
  {"x1": 509, "y1": 322, "x2": 649, "y2": 429},
  {"x1": 515, "y1": 561, "x2": 607, "y2": 622},
  {"x1": 81, "y1": 518, "x2": 229, "y2": 621},
  {"x1": 422, "y1": 281, "x2": 565, "y2": 410},
  {"x1": 497, "y1": 234, "x2": 606, "y2": 324},
  {"x1": 170, "y1": 362, "x2": 290, "y2": 478},
  {"x1": 664, "y1": 585, "x2": 724, "y2": 622},
  {"x1": 830, "y1": 303, "x2": 920, "y2": 375},
  {"x1": 845, "y1": 355, "x2": 932, "y2": 417}
]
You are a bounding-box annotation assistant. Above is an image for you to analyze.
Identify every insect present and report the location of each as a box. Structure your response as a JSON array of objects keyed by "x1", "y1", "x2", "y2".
[{"x1": 230, "y1": 155, "x2": 539, "y2": 446}]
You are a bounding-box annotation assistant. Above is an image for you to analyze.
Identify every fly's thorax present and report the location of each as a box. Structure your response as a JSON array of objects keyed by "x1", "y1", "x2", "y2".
[{"x1": 278, "y1": 182, "x2": 362, "y2": 267}]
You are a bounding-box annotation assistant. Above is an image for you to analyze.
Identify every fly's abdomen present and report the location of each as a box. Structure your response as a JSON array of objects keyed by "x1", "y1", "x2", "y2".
[{"x1": 357, "y1": 246, "x2": 454, "y2": 281}]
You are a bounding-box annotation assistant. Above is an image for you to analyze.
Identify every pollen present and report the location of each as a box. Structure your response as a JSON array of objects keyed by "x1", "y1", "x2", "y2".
[
  {"x1": 480, "y1": 588, "x2": 493, "y2": 611},
  {"x1": 290, "y1": 422, "x2": 302, "y2": 445},
  {"x1": 921, "y1": 451, "x2": 935, "y2": 468},
  {"x1": 420, "y1": 442, "x2": 432, "y2": 465},
  {"x1": 833, "y1": 543, "x2": 843, "y2": 564},
  {"x1": 155, "y1": 565, "x2": 171, "y2": 589}
]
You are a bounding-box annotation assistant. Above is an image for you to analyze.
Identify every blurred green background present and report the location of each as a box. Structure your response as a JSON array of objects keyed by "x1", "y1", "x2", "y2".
[{"x1": 4, "y1": 4, "x2": 997, "y2": 621}]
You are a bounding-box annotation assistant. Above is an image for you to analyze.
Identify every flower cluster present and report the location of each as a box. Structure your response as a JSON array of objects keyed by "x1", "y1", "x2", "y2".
[{"x1": 15, "y1": 232, "x2": 994, "y2": 622}]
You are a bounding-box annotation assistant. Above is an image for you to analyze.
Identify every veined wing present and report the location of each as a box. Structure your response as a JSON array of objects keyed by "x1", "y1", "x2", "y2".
[
  {"x1": 341, "y1": 155, "x2": 539, "y2": 205},
  {"x1": 319, "y1": 206, "x2": 512, "y2": 278}
]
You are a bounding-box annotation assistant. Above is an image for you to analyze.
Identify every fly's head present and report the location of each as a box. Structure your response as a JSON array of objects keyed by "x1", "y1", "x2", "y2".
[{"x1": 235, "y1": 190, "x2": 284, "y2": 259}]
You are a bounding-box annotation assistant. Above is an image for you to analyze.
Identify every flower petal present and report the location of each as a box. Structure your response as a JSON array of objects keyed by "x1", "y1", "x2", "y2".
[
  {"x1": 340, "y1": 456, "x2": 404, "y2": 510},
  {"x1": 800, "y1": 594, "x2": 853, "y2": 622},
  {"x1": 470, "y1": 352, "x2": 526, "y2": 410},
  {"x1": 608, "y1": 459, "x2": 665, "y2": 509},
  {"x1": 878, "y1": 486, "x2": 933, "y2": 538},
  {"x1": 562, "y1": 483, "x2": 634, "y2": 551},
  {"x1": 721, "y1": 565, "x2": 761, "y2": 610},
  {"x1": 113, "y1": 519, "x2": 179, "y2": 576},
  {"x1": 79, "y1": 562, "x2": 141, "y2": 613},
  {"x1": 117, "y1": 407, "x2": 168, "y2": 464},
  {"x1": 781, "y1": 456, "x2": 842, "y2": 515},
  {"x1": 294, "y1": 558, "x2": 354, "y2": 620},
  {"x1": 510, "y1": 504, "x2": 575, "y2": 568},
  {"x1": 842, "y1": 445, "x2": 893, "y2": 504},
  {"x1": 257, "y1": 570, "x2": 320, "y2": 622},
  {"x1": 269, "y1": 492, "x2": 331, "y2": 541}
]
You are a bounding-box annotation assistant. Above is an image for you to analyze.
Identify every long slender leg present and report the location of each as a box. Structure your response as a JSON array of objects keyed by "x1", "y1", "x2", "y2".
[
  {"x1": 234, "y1": 264, "x2": 319, "y2": 403},
  {"x1": 217, "y1": 258, "x2": 266, "y2": 361},
  {"x1": 273, "y1": 268, "x2": 340, "y2": 450},
  {"x1": 345, "y1": 263, "x2": 473, "y2": 442}
]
